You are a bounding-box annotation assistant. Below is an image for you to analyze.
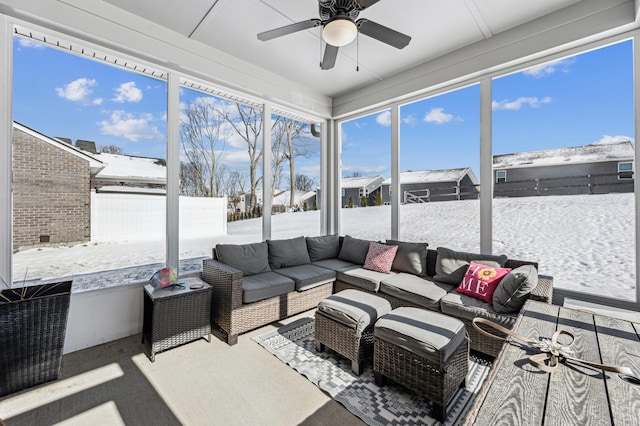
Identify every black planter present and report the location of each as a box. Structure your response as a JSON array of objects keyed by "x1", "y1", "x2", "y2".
[{"x1": 0, "y1": 280, "x2": 72, "y2": 397}]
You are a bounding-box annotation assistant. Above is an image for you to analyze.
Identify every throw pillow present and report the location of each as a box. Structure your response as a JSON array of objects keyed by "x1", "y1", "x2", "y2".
[
  {"x1": 493, "y1": 265, "x2": 539, "y2": 313},
  {"x1": 434, "y1": 246, "x2": 508, "y2": 284},
  {"x1": 386, "y1": 239, "x2": 428, "y2": 276},
  {"x1": 363, "y1": 241, "x2": 398, "y2": 274},
  {"x1": 456, "y1": 261, "x2": 511, "y2": 303},
  {"x1": 267, "y1": 236, "x2": 311, "y2": 269},
  {"x1": 215, "y1": 242, "x2": 270, "y2": 276},
  {"x1": 338, "y1": 235, "x2": 371, "y2": 265},
  {"x1": 306, "y1": 234, "x2": 340, "y2": 262}
]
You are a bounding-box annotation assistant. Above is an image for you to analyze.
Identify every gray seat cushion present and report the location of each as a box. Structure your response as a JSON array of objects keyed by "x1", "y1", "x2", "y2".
[
  {"x1": 380, "y1": 273, "x2": 453, "y2": 311},
  {"x1": 338, "y1": 235, "x2": 370, "y2": 265},
  {"x1": 337, "y1": 267, "x2": 397, "y2": 292},
  {"x1": 440, "y1": 292, "x2": 518, "y2": 329},
  {"x1": 274, "y1": 264, "x2": 336, "y2": 291},
  {"x1": 267, "y1": 236, "x2": 311, "y2": 269},
  {"x1": 311, "y1": 258, "x2": 359, "y2": 272},
  {"x1": 242, "y1": 271, "x2": 295, "y2": 304},
  {"x1": 215, "y1": 241, "x2": 270, "y2": 276},
  {"x1": 374, "y1": 307, "x2": 467, "y2": 366},
  {"x1": 317, "y1": 289, "x2": 392, "y2": 336},
  {"x1": 433, "y1": 247, "x2": 508, "y2": 284},
  {"x1": 386, "y1": 240, "x2": 428, "y2": 276},
  {"x1": 306, "y1": 234, "x2": 340, "y2": 261}
]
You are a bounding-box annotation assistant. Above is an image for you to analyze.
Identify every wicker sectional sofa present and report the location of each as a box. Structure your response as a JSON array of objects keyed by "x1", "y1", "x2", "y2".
[{"x1": 202, "y1": 234, "x2": 553, "y2": 356}]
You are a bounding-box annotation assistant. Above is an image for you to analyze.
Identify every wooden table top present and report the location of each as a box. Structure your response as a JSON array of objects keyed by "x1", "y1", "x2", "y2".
[{"x1": 466, "y1": 299, "x2": 640, "y2": 426}]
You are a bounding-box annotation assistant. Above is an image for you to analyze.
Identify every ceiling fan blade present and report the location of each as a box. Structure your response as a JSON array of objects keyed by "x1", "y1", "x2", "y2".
[
  {"x1": 257, "y1": 19, "x2": 321, "y2": 41},
  {"x1": 321, "y1": 44, "x2": 339, "y2": 70},
  {"x1": 357, "y1": 19, "x2": 411, "y2": 49},
  {"x1": 355, "y1": 0, "x2": 381, "y2": 10}
]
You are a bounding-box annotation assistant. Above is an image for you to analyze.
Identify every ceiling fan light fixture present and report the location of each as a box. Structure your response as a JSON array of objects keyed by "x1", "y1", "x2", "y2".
[{"x1": 322, "y1": 18, "x2": 357, "y2": 47}]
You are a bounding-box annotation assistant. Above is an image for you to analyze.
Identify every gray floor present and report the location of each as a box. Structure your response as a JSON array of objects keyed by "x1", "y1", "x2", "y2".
[{"x1": 0, "y1": 310, "x2": 365, "y2": 426}]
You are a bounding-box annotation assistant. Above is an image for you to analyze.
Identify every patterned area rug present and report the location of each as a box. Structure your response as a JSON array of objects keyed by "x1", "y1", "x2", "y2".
[{"x1": 253, "y1": 317, "x2": 492, "y2": 426}]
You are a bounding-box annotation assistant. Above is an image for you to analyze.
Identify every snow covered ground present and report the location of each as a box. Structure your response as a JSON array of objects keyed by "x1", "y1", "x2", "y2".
[{"x1": 12, "y1": 193, "x2": 636, "y2": 301}]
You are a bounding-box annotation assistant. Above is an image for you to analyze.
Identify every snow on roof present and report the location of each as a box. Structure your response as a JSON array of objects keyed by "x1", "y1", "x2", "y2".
[
  {"x1": 93, "y1": 153, "x2": 166, "y2": 183},
  {"x1": 272, "y1": 190, "x2": 315, "y2": 206},
  {"x1": 381, "y1": 168, "x2": 476, "y2": 185},
  {"x1": 342, "y1": 175, "x2": 384, "y2": 188},
  {"x1": 493, "y1": 141, "x2": 634, "y2": 169}
]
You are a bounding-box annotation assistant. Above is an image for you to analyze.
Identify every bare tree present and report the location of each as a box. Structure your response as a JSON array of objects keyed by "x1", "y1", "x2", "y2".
[
  {"x1": 294, "y1": 173, "x2": 315, "y2": 192},
  {"x1": 179, "y1": 100, "x2": 229, "y2": 197},
  {"x1": 99, "y1": 144, "x2": 122, "y2": 154},
  {"x1": 272, "y1": 117, "x2": 316, "y2": 207},
  {"x1": 219, "y1": 103, "x2": 263, "y2": 211}
]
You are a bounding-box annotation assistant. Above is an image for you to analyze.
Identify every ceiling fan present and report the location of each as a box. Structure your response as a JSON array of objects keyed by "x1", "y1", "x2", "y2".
[{"x1": 257, "y1": 0, "x2": 411, "y2": 70}]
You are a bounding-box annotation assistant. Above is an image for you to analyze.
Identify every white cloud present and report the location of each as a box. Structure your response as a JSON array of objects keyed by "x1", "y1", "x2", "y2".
[
  {"x1": 492, "y1": 96, "x2": 552, "y2": 111},
  {"x1": 523, "y1": 58, "x2": 576, "y2": 78},
  {"x1": 18, "y1": 38, "x2": 45, "y2": 49},
  {"x1": 376, "y1": 111, "x2": 391, "y2": 127},
  {"x1": 402, "y1": 113, "x2": 417, "y2": 126},
  {"x1": 593, "y1": 135, "x2": 634, "y2": 145},
  {"x1": 112, "y1": 82, "x2": 143, "y2": 103},
  {"x1": 55, "y1": 78, "x2": 97, "y2": 102},
  {"x1": 98, "y1": 110, "x2": 163, "y2": 142},
  {"x1": 218, "y1": 149, "x2": 250, "y2": 167},
  {"x1": 92, "y1": 98, "x2": 104, "y2": 106},
  {"x1": 424, "y1": 107, "x2": 454, "y2": 124}
]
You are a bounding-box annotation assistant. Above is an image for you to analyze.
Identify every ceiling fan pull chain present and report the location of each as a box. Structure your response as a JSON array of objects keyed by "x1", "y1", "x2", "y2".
[{"x1": 356, "y1": 32, "x2": 359, "y2": 72}]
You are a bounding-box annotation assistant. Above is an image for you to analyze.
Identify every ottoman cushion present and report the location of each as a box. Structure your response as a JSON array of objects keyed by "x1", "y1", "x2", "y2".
[
  {"x1": 317, "y1": 289, "x2": 392, "y2": 336},
  {"x1": 375, "y1": 307, "x2": 467, "y2": 365}
]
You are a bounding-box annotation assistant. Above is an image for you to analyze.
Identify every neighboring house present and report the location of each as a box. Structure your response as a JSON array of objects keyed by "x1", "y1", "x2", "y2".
[
  {"x1": 238, "y1": 189, "x2": 274, "y2": 213},
  {"x1": 381, "y1": 168, "x2": 479, "y2": 204},
  {"x1": 493, "y1": 141, "x2": 634, "y2": 197},
  {"x1": 90, "y1": 152, "x2": 167, "y2": 191},
  {"x1": 12, "y1": 122, "x2": 103, "y2": 250},
  {"x1": 340, "y1": 175, "x2": 385, "y2": 207},
  {"x1": 272, "y1": 190, "x2": 316, "y2": 212}
]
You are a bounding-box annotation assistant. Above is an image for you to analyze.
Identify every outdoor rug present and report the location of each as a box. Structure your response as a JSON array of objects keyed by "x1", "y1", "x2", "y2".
[{"x1": 253, "y1": 317, "x2": 492, "y2": 426}]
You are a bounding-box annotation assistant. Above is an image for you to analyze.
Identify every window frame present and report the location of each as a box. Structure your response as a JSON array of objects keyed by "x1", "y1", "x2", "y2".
[
  {"x1": 495, "y1": 169, "x2": 507, "y2": 183},
  {"x1": 618, "y1": 161, "x2": 633, "y2": 180}
]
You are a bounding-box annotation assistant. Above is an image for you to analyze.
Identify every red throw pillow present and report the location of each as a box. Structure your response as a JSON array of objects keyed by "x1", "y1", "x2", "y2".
[
  {"x1": 363, "y1": 242, "x2": 398, "y2": 274},
  {"x1": 456, "y1": 261, "x2": 511, "y2": 303}
]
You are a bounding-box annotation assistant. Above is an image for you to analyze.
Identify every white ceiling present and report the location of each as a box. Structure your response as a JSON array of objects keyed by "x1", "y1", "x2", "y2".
[{"x1": 102, "y1": 0, "x2": 584, "y2": 98}]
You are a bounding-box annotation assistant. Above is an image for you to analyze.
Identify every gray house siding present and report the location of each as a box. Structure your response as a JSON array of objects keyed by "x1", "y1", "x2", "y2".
[{"x1": 494, "y1": 161, "x2": 634, "y2": 197}]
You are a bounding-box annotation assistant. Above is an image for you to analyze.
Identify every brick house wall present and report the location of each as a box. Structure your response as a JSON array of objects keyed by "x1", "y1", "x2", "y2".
[{"x1": 12, "y1": 127, "x2": 91, "y2": 250}]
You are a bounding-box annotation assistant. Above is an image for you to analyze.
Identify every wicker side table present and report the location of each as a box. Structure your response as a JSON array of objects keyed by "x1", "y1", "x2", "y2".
[{"x1": 142, "y1": 277, "x2": 212, "y2": 361}]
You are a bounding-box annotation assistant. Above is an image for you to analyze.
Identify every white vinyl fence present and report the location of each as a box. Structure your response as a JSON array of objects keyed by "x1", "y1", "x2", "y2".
[{"x1": 91, "y1": 190, "x2": 227, "y2": 242}]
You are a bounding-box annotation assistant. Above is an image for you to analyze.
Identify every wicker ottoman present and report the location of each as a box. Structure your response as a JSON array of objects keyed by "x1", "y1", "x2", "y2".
[
  {"x1": 315, "y1": 289, "x2": 392, "y2": 375},
  {"x1": 374, "y1": 307, "x2": 469, "y2": 422}
]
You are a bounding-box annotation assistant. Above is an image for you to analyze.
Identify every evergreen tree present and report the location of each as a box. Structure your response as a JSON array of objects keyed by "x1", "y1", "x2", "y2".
[
  {"x1": 303, "y1": 202, "x2": 308, "y2": 211},
  {"x1": 375, "y1": 190, "x2": 383, "y2": 206},
  {"x1": 360, "y1": 195, "x2": 367, "y2": 207},
  {"x1": 313, "y1": 200, "x2": 318, "y2": 210},
  {"x1": 348, "y1": 196, "x2": 355, "y2": 208}
]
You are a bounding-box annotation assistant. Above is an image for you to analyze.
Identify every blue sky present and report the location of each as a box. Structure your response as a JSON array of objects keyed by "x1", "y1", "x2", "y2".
[
  {"x1": 13, "y1": 36, "x2": 634, "y2": 183},
  {"x1": 342, "y1": 39, "x2": 634, "y2": 179}
]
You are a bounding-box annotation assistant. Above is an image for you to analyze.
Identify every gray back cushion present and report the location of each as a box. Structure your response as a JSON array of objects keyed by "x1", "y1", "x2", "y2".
[
  {"x1": 267, "y1": 236, "x2": 311, "y2": 269},
  {"x1": 386, "y1": 239, "x2": 428, "y2": 276},
  {"x1": 215, "y1": 242, "x2": 270, "y2": 276},
  {"x1": 306, "y1": 234, "x2": 340, "y2": 261},
  {"x1": 434, "y1": 246, "x2": 508, "y2": 284},
  {"x1": 493, "y1": 265, "x2": 538, "y2": 313},
  {"x1": 338, "y1": 235, "x2": 371, "y2": 265}
]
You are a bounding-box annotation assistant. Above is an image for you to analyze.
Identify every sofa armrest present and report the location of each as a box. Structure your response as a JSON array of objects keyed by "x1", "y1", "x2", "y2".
[
  {"x1": 202, "y1": 258, "x2": 244, "y2": 313},
  {"x1": 529, "y1": 274, "x2": 553, "y2": 304}
]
